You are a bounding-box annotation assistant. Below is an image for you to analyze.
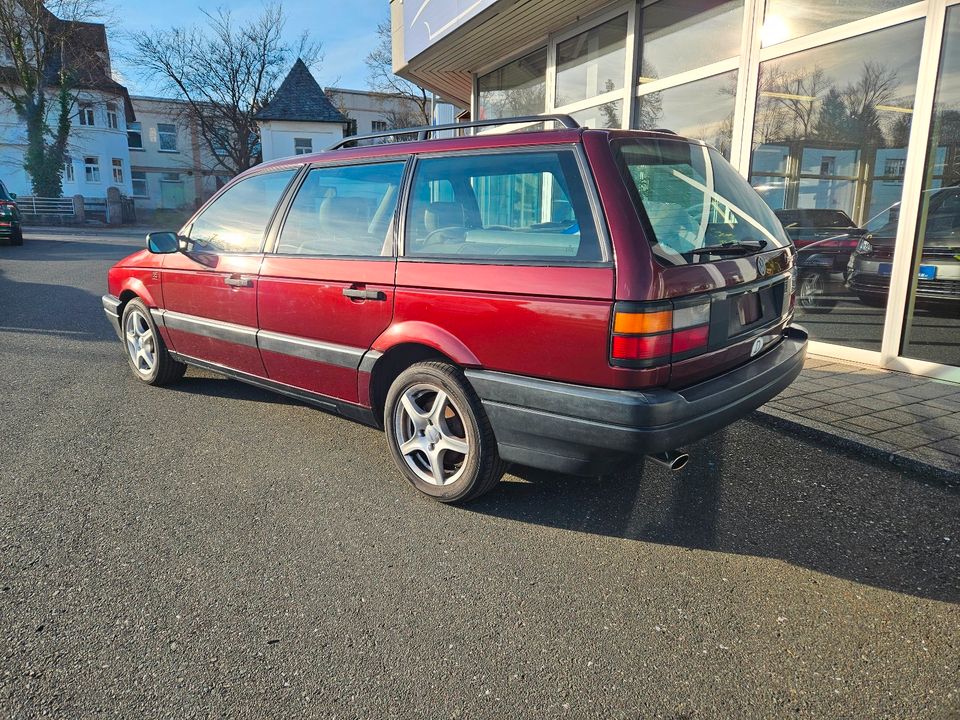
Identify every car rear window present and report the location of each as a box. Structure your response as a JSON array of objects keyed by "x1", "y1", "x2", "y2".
[{"x1": 615, "y1": 138, "x2": 790, "y2": 265}]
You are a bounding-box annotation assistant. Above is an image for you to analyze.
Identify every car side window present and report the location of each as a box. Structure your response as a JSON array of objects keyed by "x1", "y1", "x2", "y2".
[
  {"x1": 187, "y1": 169, "x2": 297, "y2": 253},
  {"x1": 275, "y1": 161, "x2": 407, "y2": 257},
  {"x1": 404, "y1": 150, "x2": 602, "y2": 262}
]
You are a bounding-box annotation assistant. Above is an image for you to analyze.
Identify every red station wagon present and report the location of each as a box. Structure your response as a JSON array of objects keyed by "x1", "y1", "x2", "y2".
[{"x1": 103, "y1": 115, "x2": 808, "y2": 502}]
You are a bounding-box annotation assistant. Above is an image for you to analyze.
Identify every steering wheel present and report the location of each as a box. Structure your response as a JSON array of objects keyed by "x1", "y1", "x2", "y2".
[{"x1": 423, "y1": 226, "x2": 466, "y2": 245}]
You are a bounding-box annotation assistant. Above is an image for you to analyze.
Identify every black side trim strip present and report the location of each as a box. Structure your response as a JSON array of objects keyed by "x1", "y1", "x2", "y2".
[
  {"x1": 168, "y1": 352, "x2": 379, "y2": 427},
  {"x1": 358, "y1": 350, "x2": 383, "y2": 374},
  {"x1": 258, "y1": 330, "x2": 364, "y2": 369},
  {"x1": 156, "y1": 309, "x2": 259, "y2": 348}
]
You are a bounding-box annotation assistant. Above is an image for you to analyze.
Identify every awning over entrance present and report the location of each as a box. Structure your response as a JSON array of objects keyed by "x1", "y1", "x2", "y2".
[{"x1": 391, "y1": 0, "x2": 616, "y2": 107}]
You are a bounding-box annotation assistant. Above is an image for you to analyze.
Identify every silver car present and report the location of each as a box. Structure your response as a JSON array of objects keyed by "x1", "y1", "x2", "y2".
[{"x1": 847, "y1": 186, "x2": 960, "y2": 307}]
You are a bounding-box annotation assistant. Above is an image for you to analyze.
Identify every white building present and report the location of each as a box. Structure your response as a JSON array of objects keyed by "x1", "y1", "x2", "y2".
[
  {"x1": 325, "y1": 87, "x2": 429, "y2": 136},
  {"x1": 0, "y1": 17, "x2": 133, "y2": 199},
  {"x1": 255, "y1": 60, "x2": 347, "y2": 161},
  {"x1": 128, "y1": 96, "x2": 232, "y2": 214}
]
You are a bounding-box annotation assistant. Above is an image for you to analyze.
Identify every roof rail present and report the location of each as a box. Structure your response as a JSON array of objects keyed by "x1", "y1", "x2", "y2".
[{"x1": 327, "y1": 114, "x2": 580, "y2": 150}]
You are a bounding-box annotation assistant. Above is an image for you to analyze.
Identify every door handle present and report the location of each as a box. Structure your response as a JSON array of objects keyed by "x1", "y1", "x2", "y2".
[
  {"x1": 224, "y1": 275, "x2": 254, "y2": 288},
  {"x1": 342, "y1": 287, "x2": 386, "y2": 301}
]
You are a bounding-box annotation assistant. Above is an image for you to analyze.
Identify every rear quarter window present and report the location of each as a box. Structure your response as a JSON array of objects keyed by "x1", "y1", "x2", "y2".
[{"x1": 404, "y1": 149, "x2": 604, "y2": 263}]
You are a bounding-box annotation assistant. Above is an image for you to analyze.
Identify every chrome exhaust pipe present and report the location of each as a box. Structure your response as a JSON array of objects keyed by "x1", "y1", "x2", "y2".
[{"x1": 647, "y1": 450, "x2": 690, "y2": 471}]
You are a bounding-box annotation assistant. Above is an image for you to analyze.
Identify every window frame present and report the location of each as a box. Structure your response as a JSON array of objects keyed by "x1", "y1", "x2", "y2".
[
  {"x1": 131, "y1": 170, "x2": 148, "y2": 198},
  {"x1": 182, "y1": 165, "x2": 305, "y2": 256},
  {"x1": 83, "y1": 156, "x2": 100, "y2": 183},
  {"x1": 127, "y1": 121, "x2": 144, "y2": 150},
  {"x1": 106, "y1": 103, "x2": 119, "y2": 130},
  {"x1": 293, "y1": 137, "x2": 313, "y2": 155},
  {"x1": 157, "y1": 122, "x2": 179, "y2": 153},
  {"x1": 63, "y1": 156, "x2": 75, "y2": 183},
  {"x1": 78, "y1": 104, "x2": 95, "y2": 126},
  {"x1": 111, "y1": 158, "x2": 124, "y2": 185},
  {"x1": 397, "y1": 144, "x2": 612, "y2": 267},
  {"x1": 265, "y1": 156, "x2": 412, "y2": 260}
]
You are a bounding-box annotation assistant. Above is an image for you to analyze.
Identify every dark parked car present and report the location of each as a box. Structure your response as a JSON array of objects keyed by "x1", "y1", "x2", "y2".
[
  {"x1": 848, "y1": 186, "x2": 960, "y2": 307},
  {"x1": 102, "y1": 116, "x2": 807, "y2": 503},
  {"x1": 774, "y1": 208, "x2": 866, "y2": 312},
  {"x1": 0, "y1": 179, "x2": 23, "y2": 246}
]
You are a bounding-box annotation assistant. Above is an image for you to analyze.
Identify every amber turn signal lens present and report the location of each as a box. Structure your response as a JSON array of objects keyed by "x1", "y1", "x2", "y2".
[{"x1": 613, "y1": 310, "x2": 672, "y2": 335}]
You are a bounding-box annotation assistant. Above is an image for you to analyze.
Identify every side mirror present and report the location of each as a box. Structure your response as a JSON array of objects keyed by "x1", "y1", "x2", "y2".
[
  {"x1": 8, "y1": 192, "x2": 15, "y2": 200},
  {"x1": 146, "y1": 231, "x2": 179, "y2": 254}
]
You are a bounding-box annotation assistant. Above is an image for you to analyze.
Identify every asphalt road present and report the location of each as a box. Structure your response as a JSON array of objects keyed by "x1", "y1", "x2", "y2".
[{"x1": 1, "y1": 229, "x2": 959, "y2": 719}]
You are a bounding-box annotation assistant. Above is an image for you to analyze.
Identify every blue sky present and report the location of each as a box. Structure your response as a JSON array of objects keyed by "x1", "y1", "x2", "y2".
[{"x1": 111, "y1": 0, "x2": 386, "y2": 96}]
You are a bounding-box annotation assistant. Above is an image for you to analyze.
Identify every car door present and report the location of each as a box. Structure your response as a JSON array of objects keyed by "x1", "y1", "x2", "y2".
[
  {"x1": 160, "y1": 167, "x2": 299, "y2": 376},
  {"x1": 257, "y1": 159, "x2": 407, "y2": 402}
]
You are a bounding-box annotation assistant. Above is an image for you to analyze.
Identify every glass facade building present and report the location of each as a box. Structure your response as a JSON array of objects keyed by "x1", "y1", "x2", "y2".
[{"x1": 395, "y1": 0, "x2": 960, "y2": 382}]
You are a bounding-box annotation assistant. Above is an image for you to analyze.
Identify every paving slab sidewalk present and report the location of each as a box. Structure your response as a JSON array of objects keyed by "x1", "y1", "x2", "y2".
[{"x1": 759, "y1": 355, "x2": 960, "y2": 481}]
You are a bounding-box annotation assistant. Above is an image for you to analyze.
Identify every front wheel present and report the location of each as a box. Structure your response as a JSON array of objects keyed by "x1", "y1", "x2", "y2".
[
  {"x1": 384, "y1": 362, "x2": 504, "y2": 503},
  {"x1": 121, "y1": 298, "x2": 186, "y2": 385}
]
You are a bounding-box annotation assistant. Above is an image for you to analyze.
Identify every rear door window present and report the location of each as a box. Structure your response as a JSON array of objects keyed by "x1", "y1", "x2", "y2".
[
  {"x1": 276, "y1": 161, "x2": 406, "y2": 256},
  {"x1": 404, "y1": 150, "x2": 603, "y2": 262},
  {"x1": 615, "y1": 138, "x2": 790, "y2": 265}
]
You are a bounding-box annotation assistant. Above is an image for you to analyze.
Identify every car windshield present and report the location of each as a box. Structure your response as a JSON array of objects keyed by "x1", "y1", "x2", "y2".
[
  {"x1": 774, "y1": 209, "x2": 855, "y2": 228},
  {"x1": 615, "y1": 138, "x2": 790, "y2": 265}
]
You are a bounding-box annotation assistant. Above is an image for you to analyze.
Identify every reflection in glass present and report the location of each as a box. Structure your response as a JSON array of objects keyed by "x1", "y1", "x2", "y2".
[
  {"x1": 762, "y1": 0, "x2": 913, "y2": 47},
  {"x1": 635, "y1": 71, "x2": 737, "y2": 158},
  {"x1": 639, "y1": 0, "x2": 743, "y2": 84},
  {"x1": 570, "y1": 100, "x2": 623, "y2": 129},
  {"x1": 749, "y1": 21, "x2": 923, "y2": 351},
  {"x1": 188, "y1": 170, "x2": 296, "y2": 253},
  {"x1": 478, "y1": 48, "x2": 547, "y2": 120},
  {"x1": 901, "y1": 7, "x2": 960, "y2": 367},
  {"x1": 555, "y1": 15, "x2": 627, "y2": 107}
]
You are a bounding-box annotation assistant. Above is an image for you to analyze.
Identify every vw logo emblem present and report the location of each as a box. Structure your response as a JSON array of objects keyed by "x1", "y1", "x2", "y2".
[
  {"x1": 756, "y1": 256, "x2": 767, "y2": 275},
  {"x1": 750, "y1": 337, "x2": 764, "y2": 357}
]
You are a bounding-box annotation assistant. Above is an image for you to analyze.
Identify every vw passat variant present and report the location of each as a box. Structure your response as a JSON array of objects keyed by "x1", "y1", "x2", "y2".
[{"x1": 103, "y1": 116, "x2": 808, "y2": 503}]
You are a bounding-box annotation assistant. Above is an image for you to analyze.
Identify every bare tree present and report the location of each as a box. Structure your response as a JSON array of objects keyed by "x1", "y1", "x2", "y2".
[
  {"x1": 0, "y1": 0, "x2": 110, "y2": 196},
  {"x1": 129, "y1": 4, "x2": 322, "y2": 175},
  {"x1": 365, "y1": 19, "x2": 430, "y2": 127}
]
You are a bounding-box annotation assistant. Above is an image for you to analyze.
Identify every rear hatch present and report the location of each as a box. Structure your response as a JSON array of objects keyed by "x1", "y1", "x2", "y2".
[{"x1": 610, "y1": 136, "x2": 796, "y2": 389}]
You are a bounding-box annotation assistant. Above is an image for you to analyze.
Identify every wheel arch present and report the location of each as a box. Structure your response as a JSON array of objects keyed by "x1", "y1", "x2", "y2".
[
  {"x1": 116, "y1": 278, "x2": 158, "y2": 313},
  {"x1": 366, "y1": 342, "x2": 462, "y2": 427}
]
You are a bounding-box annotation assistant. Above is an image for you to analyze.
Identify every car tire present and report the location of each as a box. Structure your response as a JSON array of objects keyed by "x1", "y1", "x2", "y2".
[
  {"x1": 796, "y1": 271, "x2": 836, "y2": 314},
  {"x1": 10, "y1": 226, "x2": 23, "y2": 246},
  {"x1": 120, "y1": 298, "x2": 186, "y2": 386},
  {"x1": 384, "y1": 361, "x2": 504, "y2": 503}
]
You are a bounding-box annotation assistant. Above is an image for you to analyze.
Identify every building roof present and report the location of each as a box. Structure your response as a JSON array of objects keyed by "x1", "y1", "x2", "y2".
[
  {"x1": 0, "y1": 11, "x2": 134, "y2": 120},
  {"x1": 255, "y1": 59, "x2": 347, "y2": 124}
]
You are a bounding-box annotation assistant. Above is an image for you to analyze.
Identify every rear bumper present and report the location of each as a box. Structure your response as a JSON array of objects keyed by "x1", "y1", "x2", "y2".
[
  {"x1": 102, "y1": 294, "x2": 123, "y2": 339},
  {"x1": 466, "y1": 325, "x2": 808, "y2": 475}
]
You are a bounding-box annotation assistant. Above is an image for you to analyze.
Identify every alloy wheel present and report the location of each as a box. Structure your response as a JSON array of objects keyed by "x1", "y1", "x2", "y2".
[
  {"x1": 125, "y1": 309, "x2": 156, "y2": 374},
  {"x1": 393, "y1": 383, "x2": 470, "y2": 486}
]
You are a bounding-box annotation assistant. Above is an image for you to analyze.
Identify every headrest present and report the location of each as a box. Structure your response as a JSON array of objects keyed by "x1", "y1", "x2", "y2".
[
  {"x1": 318, "y1": 196, "x2": 368, "y2": 227},
  {"x1": 424, "y1": 202, "x2": 465, "y2": 233}
]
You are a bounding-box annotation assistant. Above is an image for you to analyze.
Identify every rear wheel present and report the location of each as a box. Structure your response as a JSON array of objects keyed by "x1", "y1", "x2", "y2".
[
  {"x1": 384, "y1": 361, "x2": 504, "y2": 503},
  {"x1": 10, "y1": 226, "x2": 23, "y2": 246},
  {"x1": 796, "y1": 271, "x2": 836, "y2": 313},
  {"x1": 121, "y1": 298, "x2": 186, "y2": 385}
]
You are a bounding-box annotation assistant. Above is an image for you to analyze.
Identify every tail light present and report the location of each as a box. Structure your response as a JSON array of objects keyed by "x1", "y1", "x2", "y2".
[{"x1": 610, "y1": 301, "x2": 711, "y2": 368}]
